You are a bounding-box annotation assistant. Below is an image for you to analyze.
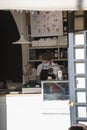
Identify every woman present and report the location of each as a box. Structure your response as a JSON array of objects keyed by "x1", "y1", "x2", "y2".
[{"x1": 36, "y1": 52, "x2": 60, "y2": 80}]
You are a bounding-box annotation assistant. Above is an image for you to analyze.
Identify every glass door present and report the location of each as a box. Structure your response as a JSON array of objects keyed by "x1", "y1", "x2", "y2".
[{"x1": 68, "y1": 31, "x2": 87, "y2": 125}]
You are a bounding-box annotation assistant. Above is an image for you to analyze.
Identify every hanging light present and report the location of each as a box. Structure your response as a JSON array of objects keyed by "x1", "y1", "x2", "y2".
[
  {"x1": 13, "y1": 33, "x2": 31, "y2": 44},
  {"x1": 12, "y1": 11, "x2": 31, "y2": 44}
]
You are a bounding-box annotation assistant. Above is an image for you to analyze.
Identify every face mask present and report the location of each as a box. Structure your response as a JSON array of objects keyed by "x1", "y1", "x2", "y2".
[{"x1": 43, "y1": 62, "x2": 50, "y2": 67}]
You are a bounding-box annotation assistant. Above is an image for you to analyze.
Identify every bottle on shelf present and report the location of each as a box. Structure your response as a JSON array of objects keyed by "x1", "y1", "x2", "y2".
[
  {"x1": 60, "y1": 50, "x2": 63, "y2": 59},
  {"x1": 31, "y1": 50, "x2": 36, "y2": 60},
  {"x1": 51, "y1": 51, "x2": 54, "y2": 59},
  {"x1": 54, "y1": 50, "x2": 58, "y2": 59}
]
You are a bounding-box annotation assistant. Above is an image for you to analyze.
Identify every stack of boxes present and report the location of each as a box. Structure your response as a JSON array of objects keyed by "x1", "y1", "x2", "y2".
[
  {"x1": 32, "y1": 37, "x2": 58, "y2": 47},
  {"x1": 31, "y1": 36, "x2": 67, "y2": 47}
]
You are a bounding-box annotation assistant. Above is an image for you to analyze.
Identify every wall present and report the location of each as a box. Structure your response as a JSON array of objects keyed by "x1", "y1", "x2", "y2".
[{"x1": 0, "y1": 94, "x2": 70, "y2": 130}]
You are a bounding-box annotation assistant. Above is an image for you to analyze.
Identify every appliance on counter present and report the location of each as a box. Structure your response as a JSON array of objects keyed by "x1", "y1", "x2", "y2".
[{"x1": 22, "y1": 80, "x2": 41, "y2": 94}]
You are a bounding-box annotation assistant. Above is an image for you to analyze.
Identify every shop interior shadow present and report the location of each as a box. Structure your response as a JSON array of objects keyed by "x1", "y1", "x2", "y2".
[{"x1": 0, "y1": 10, "x2": 22, "y2": 85}]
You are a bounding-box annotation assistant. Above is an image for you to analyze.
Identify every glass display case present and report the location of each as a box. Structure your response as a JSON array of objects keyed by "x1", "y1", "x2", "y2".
[
  {"x1": 42, "y1": 80, "x2": 69, "y2": 101},
  {"x1": 41, "y1": 80, "x2": 69, "y2": 114}
]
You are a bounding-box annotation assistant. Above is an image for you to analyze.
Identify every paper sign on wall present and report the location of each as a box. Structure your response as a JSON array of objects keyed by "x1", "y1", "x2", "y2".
[{"x1": 30, "y1": 11, "x2": 63, "y2": 37}]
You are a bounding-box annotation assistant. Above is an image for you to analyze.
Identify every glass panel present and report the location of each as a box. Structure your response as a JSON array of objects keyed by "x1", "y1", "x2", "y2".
[
  {"x1": 77, "y1": 106, "x2": 87, "y2": 117},
  {"x1": 75, "y1": 77, "x2": 85, "y2": 88},
  {"x1": 76, "y1": 92, "x2": 86, "y2": 103},
  {"x1": 74, "y1": 48, "x2": 84, "y2": 59},
  {"x1": 42, "y1": 82, "x2": 69, "y2": 101},
  {"x1": 75, "y1": 63, "x2": 85, "y2": 74},
  {"x1": 75, "y1": 33, "x2": 84, "y2": 45},
  {"x1": 78, "y1": 122, "x2": 87, "y2": 125}
]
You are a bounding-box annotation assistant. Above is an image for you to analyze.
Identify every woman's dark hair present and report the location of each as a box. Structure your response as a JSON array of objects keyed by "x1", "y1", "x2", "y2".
[{"x1": 42, "y1": 52, "x2": 51, "y2": 60}]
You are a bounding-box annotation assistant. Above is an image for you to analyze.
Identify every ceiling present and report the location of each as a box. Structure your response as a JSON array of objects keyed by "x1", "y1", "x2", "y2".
[{"x1": 0, "y1": 0, "x2": 87, "y2": 11}]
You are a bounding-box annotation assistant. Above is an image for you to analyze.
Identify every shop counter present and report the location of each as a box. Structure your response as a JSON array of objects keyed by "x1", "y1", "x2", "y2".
[{"x1": 0, "y1": 80, "x2": 70, "y2": 130}]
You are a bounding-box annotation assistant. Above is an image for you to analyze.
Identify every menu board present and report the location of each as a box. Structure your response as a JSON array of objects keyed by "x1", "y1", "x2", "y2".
[{"x1": 30, "y1": 11, "x2": 63, "y2": 37}]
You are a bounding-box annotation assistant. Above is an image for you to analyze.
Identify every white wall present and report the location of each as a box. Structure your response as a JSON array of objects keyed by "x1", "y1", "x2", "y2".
[{"x1": 0, "y1": 94, "x2": 70, "y2": 130}]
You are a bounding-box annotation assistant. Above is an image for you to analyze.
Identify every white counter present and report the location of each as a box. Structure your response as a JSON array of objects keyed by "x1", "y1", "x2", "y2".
[{"x1": 0, "y1": 94, "x2": 70, "y2": 130}]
